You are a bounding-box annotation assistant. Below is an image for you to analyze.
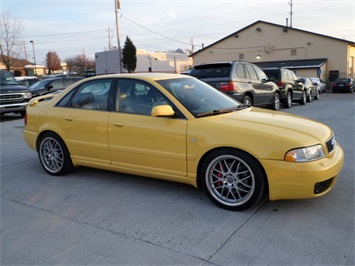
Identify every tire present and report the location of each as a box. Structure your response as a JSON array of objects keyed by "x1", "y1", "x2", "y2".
[
  {"x1": 282, "y1": 91, "x2": 292, "y2": 108},
  {"x1": 200, "y1": 149, "x2": 267, "y2": 211},
  {"x1": 314, "y1": 90, "x2": 320, "y2": 100},
  {"x1": 242, "y1": 95, "x2": 252, "y2": 106},
  {"x1": 271, "y1": 93, "x2": 280, "y2": 111},
  {"x1": 307, "y1": 92, "x2": 312, "y2": 103},
  {"x1": 299, "y1": 91, "x2": 307, "y2": 105},
  {"x1": 38, "y1": 132, "x2": 73, "y2": 176}
]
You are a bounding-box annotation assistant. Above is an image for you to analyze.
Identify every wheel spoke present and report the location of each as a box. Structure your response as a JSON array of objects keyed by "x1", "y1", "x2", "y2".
[{"x1": 206, "y1": 154, "x2": 256, "y2": 207}]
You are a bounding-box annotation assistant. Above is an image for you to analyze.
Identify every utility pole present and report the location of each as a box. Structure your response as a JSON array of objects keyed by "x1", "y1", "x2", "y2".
[
  {"x1": 191, "y1": 37, "x2": 194, "y2": 53},
  {"x1": 29, "y1": 40, "x2": 37, "y2": 76},
  {"x1": 107, "y1": 28, "x2": 112, "y2": 50},
  {"x1": 115, "y1": 0, "x2": 123, "y2": 73},
  {"x1": 23, "y1": 41, "x2": 28, "y2": 61},
  {"x1": 289, "y1": 0, "x2": 293, "y2": 28}
]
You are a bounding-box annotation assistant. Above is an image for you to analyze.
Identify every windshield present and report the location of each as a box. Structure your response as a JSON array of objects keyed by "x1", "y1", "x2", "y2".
[
  {"x1": 156, "y1": 77, "x2": 243, "y2": 117},
  {"x1": 29, "y1": 79, "x2": 49, "y2": 90},
  {"x1": 0, "y1": 71, "x2": 19, "y2": 85}
]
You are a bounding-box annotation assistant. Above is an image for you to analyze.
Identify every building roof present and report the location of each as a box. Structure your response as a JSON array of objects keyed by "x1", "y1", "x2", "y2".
[
  {"x1": 191, "y1": 20, "x2": 355, "y2": 57},
  {"x1": 254, "y1": 58, "x2": 327, "y2": 70}
]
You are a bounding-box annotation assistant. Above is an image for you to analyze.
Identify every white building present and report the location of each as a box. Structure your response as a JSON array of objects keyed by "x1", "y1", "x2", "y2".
[{"x1": 95, "y1": 49, "x2": 193, "y2": 75}]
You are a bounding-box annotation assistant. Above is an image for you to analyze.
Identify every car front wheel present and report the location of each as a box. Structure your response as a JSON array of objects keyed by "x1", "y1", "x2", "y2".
[
  {"x1": 299, "y1": 91, "x2": 307, "y2": 105},
  {"x1": 314, "y1": 90, "x2": 320, "y2": 100},
  {"x1": 201, "y1": 149, "x2": 267, "y2": 211},
  {"x1": 272, "y1": 93, "x2": 280, "y2": 110},
  {"x1": 38, "y1": 132, "x2": 73, "y2": 176}
]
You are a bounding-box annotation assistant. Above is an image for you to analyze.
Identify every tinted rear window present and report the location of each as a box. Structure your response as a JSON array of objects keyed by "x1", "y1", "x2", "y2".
[
  {"x1": 335, "y1": 78, "x2": 351, "y2": 83},
  {"x1": 190, "y1": 64, "x2": 231, "y2": 78},
  {"x1": 263, "y1": 69, "x2": 279, "y2": 80}
]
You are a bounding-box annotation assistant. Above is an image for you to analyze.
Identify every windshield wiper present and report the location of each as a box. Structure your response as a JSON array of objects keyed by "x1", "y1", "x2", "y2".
[{"x1": 197, "y1": 105, "x2": 248, "y2": 118}]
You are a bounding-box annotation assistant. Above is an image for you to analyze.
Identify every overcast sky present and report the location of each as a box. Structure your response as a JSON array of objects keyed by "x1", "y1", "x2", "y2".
[{"x1": 3, "y1": 0, "x2": 354, "y2": 64}]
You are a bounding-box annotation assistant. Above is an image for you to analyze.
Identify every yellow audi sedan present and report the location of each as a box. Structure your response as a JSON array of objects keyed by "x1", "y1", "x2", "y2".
[{"x1": 24, "y1": 73, "x2": 344, "y2": 211}]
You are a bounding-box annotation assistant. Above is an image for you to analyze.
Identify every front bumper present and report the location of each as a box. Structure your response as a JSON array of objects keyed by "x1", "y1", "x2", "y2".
[
  {"x1": 0, "y1": 102, "x2": 29, "y2": 114},
  {"x1": 261, "y1": 144, "x2": 344, "y2": 201}
]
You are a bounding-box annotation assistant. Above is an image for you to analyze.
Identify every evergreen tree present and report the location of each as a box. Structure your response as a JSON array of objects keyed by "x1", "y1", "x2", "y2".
[{"x1": 122, "y1": 36, "x2": 136, "y2": 73}]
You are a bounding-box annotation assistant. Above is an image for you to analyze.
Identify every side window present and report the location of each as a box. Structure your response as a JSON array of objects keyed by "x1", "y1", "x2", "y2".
[
  {"x1": 253, "y1": 65, "x2": 267, "y2": 80},
  {"x1": 67, "y1": 79, "x2": 112, "y2": 110},
  {"x1": 235, "y1": 64, "x2": 246, "y2": 78},
  {"x1": 64, "y1": 78, "x2": 79, "y2": 87},
  {"x1": 49, "y1": 79, "x2": 64, "y2": 89},
  {"x1": 115, "y1": 79, "x2": 170, "y2": 115},
  {"x1": 245, "y1": 64, "x2": 258, "y2": 80}
]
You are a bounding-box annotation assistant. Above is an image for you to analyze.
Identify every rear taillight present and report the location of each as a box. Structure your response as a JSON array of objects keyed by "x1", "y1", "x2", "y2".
[
  {"x1": 220, "y1": 81, "x2": 237, "y2": 92},
  {"x1": 277, "y1": 81, "x2": 285, "y2": 88},
  {"x1": 345, "y1": 83, "x2": 351, "y2": 87},
  {"x1": 332, "y1": 82, "x2": 337, "y2": 87}
]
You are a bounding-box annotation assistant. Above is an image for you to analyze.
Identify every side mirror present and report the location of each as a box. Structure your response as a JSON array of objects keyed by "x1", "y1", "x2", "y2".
[
  {"x1": 261, "y1": 78, "x2": 268, "y2": 83},
  {"x1": 47, "y1": 85, "x2": 53, "y2": 91},
  {"x1": 151, "y1": 105, "x2": 175, "y2": 117}
]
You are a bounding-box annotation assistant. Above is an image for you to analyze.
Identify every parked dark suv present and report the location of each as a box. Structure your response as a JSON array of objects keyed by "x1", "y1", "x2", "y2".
[
  {"x1": 262, "y1": 68, "x2": 306, "y2": 108},
  {"x1": 189, "y1": 61, "x2": 281, "y2": 110},
  {"x1": 0, "y1": 70, "x2": 32, "y2": 117},
  {"x1": 29, "y1": 77, "x2": 84, "y2": 97}
]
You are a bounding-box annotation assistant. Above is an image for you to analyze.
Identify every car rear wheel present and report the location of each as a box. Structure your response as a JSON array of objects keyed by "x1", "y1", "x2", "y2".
[
  {"x1": 38, "y1": 132, "x2": 73, "y2": 176},
  {"x1": 200, "y1": 149, "x2": 267, "y2": 211},
  {"x1": 271, "y1": 93, "x2": 280, "y2": 110},
  {"x1": 282, "y1": 91, "x2": 292, "y2": 108},
  {"x1": 242, "y1": 95, "x2": 252, "y2": 106}
]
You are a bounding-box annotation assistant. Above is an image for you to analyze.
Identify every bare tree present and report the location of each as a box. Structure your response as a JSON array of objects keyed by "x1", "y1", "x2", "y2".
[
  {"x1": 65, "y1": 52, "x2": 95, "y2": 75},
  {"x1": 46, "y1": 50, "x2": 62, "y2": 74},
  {"x1": 0, "y1": 12, "x2": 23, "y2": 71}
]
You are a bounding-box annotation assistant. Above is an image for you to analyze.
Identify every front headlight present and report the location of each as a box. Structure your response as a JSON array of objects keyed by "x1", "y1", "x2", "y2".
[
  {"x1": 285, "y1": 144, "x2": 325, "y2": 162},
  {"x1": 24, "y1": 92, "x2": 32, "y2": 99}
]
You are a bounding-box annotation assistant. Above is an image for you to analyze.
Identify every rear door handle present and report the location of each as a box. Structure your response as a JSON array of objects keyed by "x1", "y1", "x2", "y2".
[{"x1": 64, "y1": 117, "x2": 73, "y2": 121}]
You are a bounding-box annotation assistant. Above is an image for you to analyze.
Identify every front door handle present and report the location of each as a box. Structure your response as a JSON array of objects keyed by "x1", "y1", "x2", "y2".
[{"x1": 113, "y1": 122, "x2": 124, "y2": 127}]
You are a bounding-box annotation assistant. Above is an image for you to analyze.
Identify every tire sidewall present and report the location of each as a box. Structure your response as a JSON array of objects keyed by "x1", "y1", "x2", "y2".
[
  {"x1": 38, "y1": 132, "x2": 73, "y2": 176},
  {"x1": 200, "y1": 148, "x2": 266, "y2": 211}
]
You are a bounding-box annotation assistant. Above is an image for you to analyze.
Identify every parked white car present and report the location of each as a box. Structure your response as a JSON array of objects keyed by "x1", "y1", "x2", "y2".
[{"x1": 310, "y1": 77, "x2": 327, "y2": 93}]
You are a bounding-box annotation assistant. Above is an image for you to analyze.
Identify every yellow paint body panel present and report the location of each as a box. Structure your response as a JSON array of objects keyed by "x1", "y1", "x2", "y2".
[{"x1": 24, "y1": 73, "x2": 344, "y2": 200}]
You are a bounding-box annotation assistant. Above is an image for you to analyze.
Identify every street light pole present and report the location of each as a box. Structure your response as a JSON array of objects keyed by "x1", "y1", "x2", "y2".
[
  {"x1": 29, "y1": 40, "x2": 37, "y2": 76},
  {"x1": 115, "y1": 0, "x2": 123, "y2": 73}
]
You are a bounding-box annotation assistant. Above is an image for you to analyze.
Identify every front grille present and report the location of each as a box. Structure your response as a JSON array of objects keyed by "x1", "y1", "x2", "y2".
[
  {"x1": 314, "y1": 177, "x2": 334, "y2": 194},
  {"x1": 0, "y1": 94, "x2": 24, "y2": 102},
  {"x1": 325, "y1": 136, "x2": 336, "y2": 154}
]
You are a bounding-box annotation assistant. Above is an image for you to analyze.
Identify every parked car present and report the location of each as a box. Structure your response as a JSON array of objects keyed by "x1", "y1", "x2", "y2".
[
  {"x1": 310, "y1": 77, "x2": 327, "y2": 93},
  {"x1": 15, "y1": 76, "x2": 40, "y2": 88},
  {"x1": 332, "y1": 78, "x2": 354, "y2": 93},
  {"x1": 0, "y1": 70, "x2": 32, "y2": 117},
  {"x1": 262, "y1": 68, "x2": 306, "y2": 108},
  {"x1": 24, "y1": 73, "x2": 344, "y2": 211},
  {"x1": 189, "y1": 61, "x2": 281, "y2": 110},
  {"x1": 29, "y1": 77, "x2": 84, "y2": 97},
  {"x1": 298, "y1": 77, "x2": 319, "y2": 101}
]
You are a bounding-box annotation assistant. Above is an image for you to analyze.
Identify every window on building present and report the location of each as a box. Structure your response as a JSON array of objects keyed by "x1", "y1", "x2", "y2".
[
  {"x1": 239, "y1": 54, "x2": 244, "y2": 60},
  {"x1": 291, "y1": 49, "x2": 297, "y2": 56}
]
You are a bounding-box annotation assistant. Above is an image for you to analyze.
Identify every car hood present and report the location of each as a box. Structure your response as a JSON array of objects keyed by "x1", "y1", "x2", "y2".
[
  {"x1": 0, "y1": 84, "x2": 29, "y2": 92},
  {"x1": 194, "y1": 107, "x2": 333, "y2": 159}
]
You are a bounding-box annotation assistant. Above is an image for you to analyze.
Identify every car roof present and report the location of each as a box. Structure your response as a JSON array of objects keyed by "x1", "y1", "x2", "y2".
[{"x1": 86, "y1": 73, "x2": 193, "y2": 81}]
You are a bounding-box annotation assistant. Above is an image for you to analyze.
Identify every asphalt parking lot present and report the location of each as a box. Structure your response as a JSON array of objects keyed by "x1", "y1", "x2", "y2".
[{"x1": 1, "y1": 91, "x2": 354, "y2": 265}]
